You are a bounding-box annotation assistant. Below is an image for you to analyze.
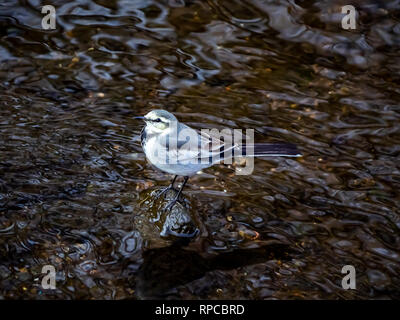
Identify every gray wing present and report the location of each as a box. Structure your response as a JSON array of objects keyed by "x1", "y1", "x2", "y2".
[{"x1": 163, "y1": 123, "x2": 238, "y2": 163}]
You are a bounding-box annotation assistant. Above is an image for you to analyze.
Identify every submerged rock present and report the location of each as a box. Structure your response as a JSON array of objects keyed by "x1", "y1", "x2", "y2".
[
  {"x1": 161, "y1": 205, "x2": 199, "y2": 238},
  {"x1": 144, "y1": 188, "x2": 199, "y2": 239}
]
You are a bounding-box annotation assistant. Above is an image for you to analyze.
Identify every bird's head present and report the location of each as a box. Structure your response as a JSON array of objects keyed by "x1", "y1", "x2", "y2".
[{"x1": 137, "y1": 109, "x2": 178, "y2": 133}]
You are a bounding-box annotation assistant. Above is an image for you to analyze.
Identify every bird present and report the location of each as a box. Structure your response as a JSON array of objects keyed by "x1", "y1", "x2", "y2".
[{"x1": 135, "y1": 109, "x2": 301, "y2": 211}]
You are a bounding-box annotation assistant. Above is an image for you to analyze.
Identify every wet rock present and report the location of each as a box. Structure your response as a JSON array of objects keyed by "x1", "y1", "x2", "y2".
[
  {"x1": 161, "y1": 206, "x2": 199, "y2": 238},
  {"x1": 146, "y1": 188, "x2": 199, "y2": 239}
]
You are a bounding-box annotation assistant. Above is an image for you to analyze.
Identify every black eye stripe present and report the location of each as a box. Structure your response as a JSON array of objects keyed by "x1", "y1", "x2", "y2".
[{"x1": 144, "y1": 117, "x2": 165, "y2": 123}]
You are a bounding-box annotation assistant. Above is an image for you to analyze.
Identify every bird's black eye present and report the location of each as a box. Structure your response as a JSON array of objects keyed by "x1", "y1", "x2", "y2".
[{"x1": 154, "y1": 118, "x2": 162, "y2": 123}]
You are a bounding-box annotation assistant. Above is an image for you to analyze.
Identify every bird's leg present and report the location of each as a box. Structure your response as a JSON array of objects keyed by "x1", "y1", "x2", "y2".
[
  {"x1": 164, "y1": 176, "x2": 189, "y2": 211},
  {"x1": 154, "y1": 175, "x2": 178, "y2": 199}
]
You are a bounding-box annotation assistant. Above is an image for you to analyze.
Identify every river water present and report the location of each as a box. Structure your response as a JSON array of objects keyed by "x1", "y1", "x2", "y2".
[{"x1": 0, "y1": 0, "x2": 399, "y2": 299}]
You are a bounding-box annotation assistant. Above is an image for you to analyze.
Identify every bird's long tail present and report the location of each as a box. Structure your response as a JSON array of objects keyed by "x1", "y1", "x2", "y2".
[
  {"x1": 241, "y1": 143, "x2": 301, "y2": 157},
  {"x1": 204, "y1": 142, "x2": 301, "y2": 164}
]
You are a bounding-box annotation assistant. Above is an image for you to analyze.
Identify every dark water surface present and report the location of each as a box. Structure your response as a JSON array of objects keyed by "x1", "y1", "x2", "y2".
[{"x1": 1, "y1": 0, "x2": 400, "y2": 299}]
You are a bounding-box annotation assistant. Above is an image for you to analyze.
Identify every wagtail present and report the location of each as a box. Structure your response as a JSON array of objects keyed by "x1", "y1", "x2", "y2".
[{"x1": 136, "y1": 109, "x2": 301, "y2": 211}]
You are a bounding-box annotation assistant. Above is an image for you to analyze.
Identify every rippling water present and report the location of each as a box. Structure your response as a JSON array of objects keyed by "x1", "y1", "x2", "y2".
[{"x1": 0, "y1": 0, "x2": 400, "y2": 299}]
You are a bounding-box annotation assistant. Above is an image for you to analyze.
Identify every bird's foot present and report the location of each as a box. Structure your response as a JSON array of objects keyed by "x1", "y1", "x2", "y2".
[
  {"x1": 163, "y1": 199, "x2": 180, "y2": 212},
  {"x1": 154, "y1": 186, "x2": 176, "y2": 200}
]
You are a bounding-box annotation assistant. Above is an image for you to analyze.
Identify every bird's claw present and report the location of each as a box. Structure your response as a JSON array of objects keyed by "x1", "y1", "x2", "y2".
[
  {"x1": 163, "y1": 199, "x2": 179, "y2": 212},
  {"x1": 154, "y1": 186, "x2": 175, "y2": 200}
]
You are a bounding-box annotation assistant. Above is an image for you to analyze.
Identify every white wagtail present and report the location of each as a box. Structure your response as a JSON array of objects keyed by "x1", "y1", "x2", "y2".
[{"x1": 135, "y1": 109, "x2": 301, "y2": 211}]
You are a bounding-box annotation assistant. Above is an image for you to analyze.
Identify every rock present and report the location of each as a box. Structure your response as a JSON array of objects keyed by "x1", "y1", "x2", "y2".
[
  {"x1": 160, "y1": 204, "x2": 199, "y2": 238},
  {"x1": 145, "y1": 188, "x2": 199, "y2": 239}
]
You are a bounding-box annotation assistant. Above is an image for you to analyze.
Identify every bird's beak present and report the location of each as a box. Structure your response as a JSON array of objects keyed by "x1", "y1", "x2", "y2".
[{"x1": 133, "y1": 116, "x2": 145, "y2": 120}]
